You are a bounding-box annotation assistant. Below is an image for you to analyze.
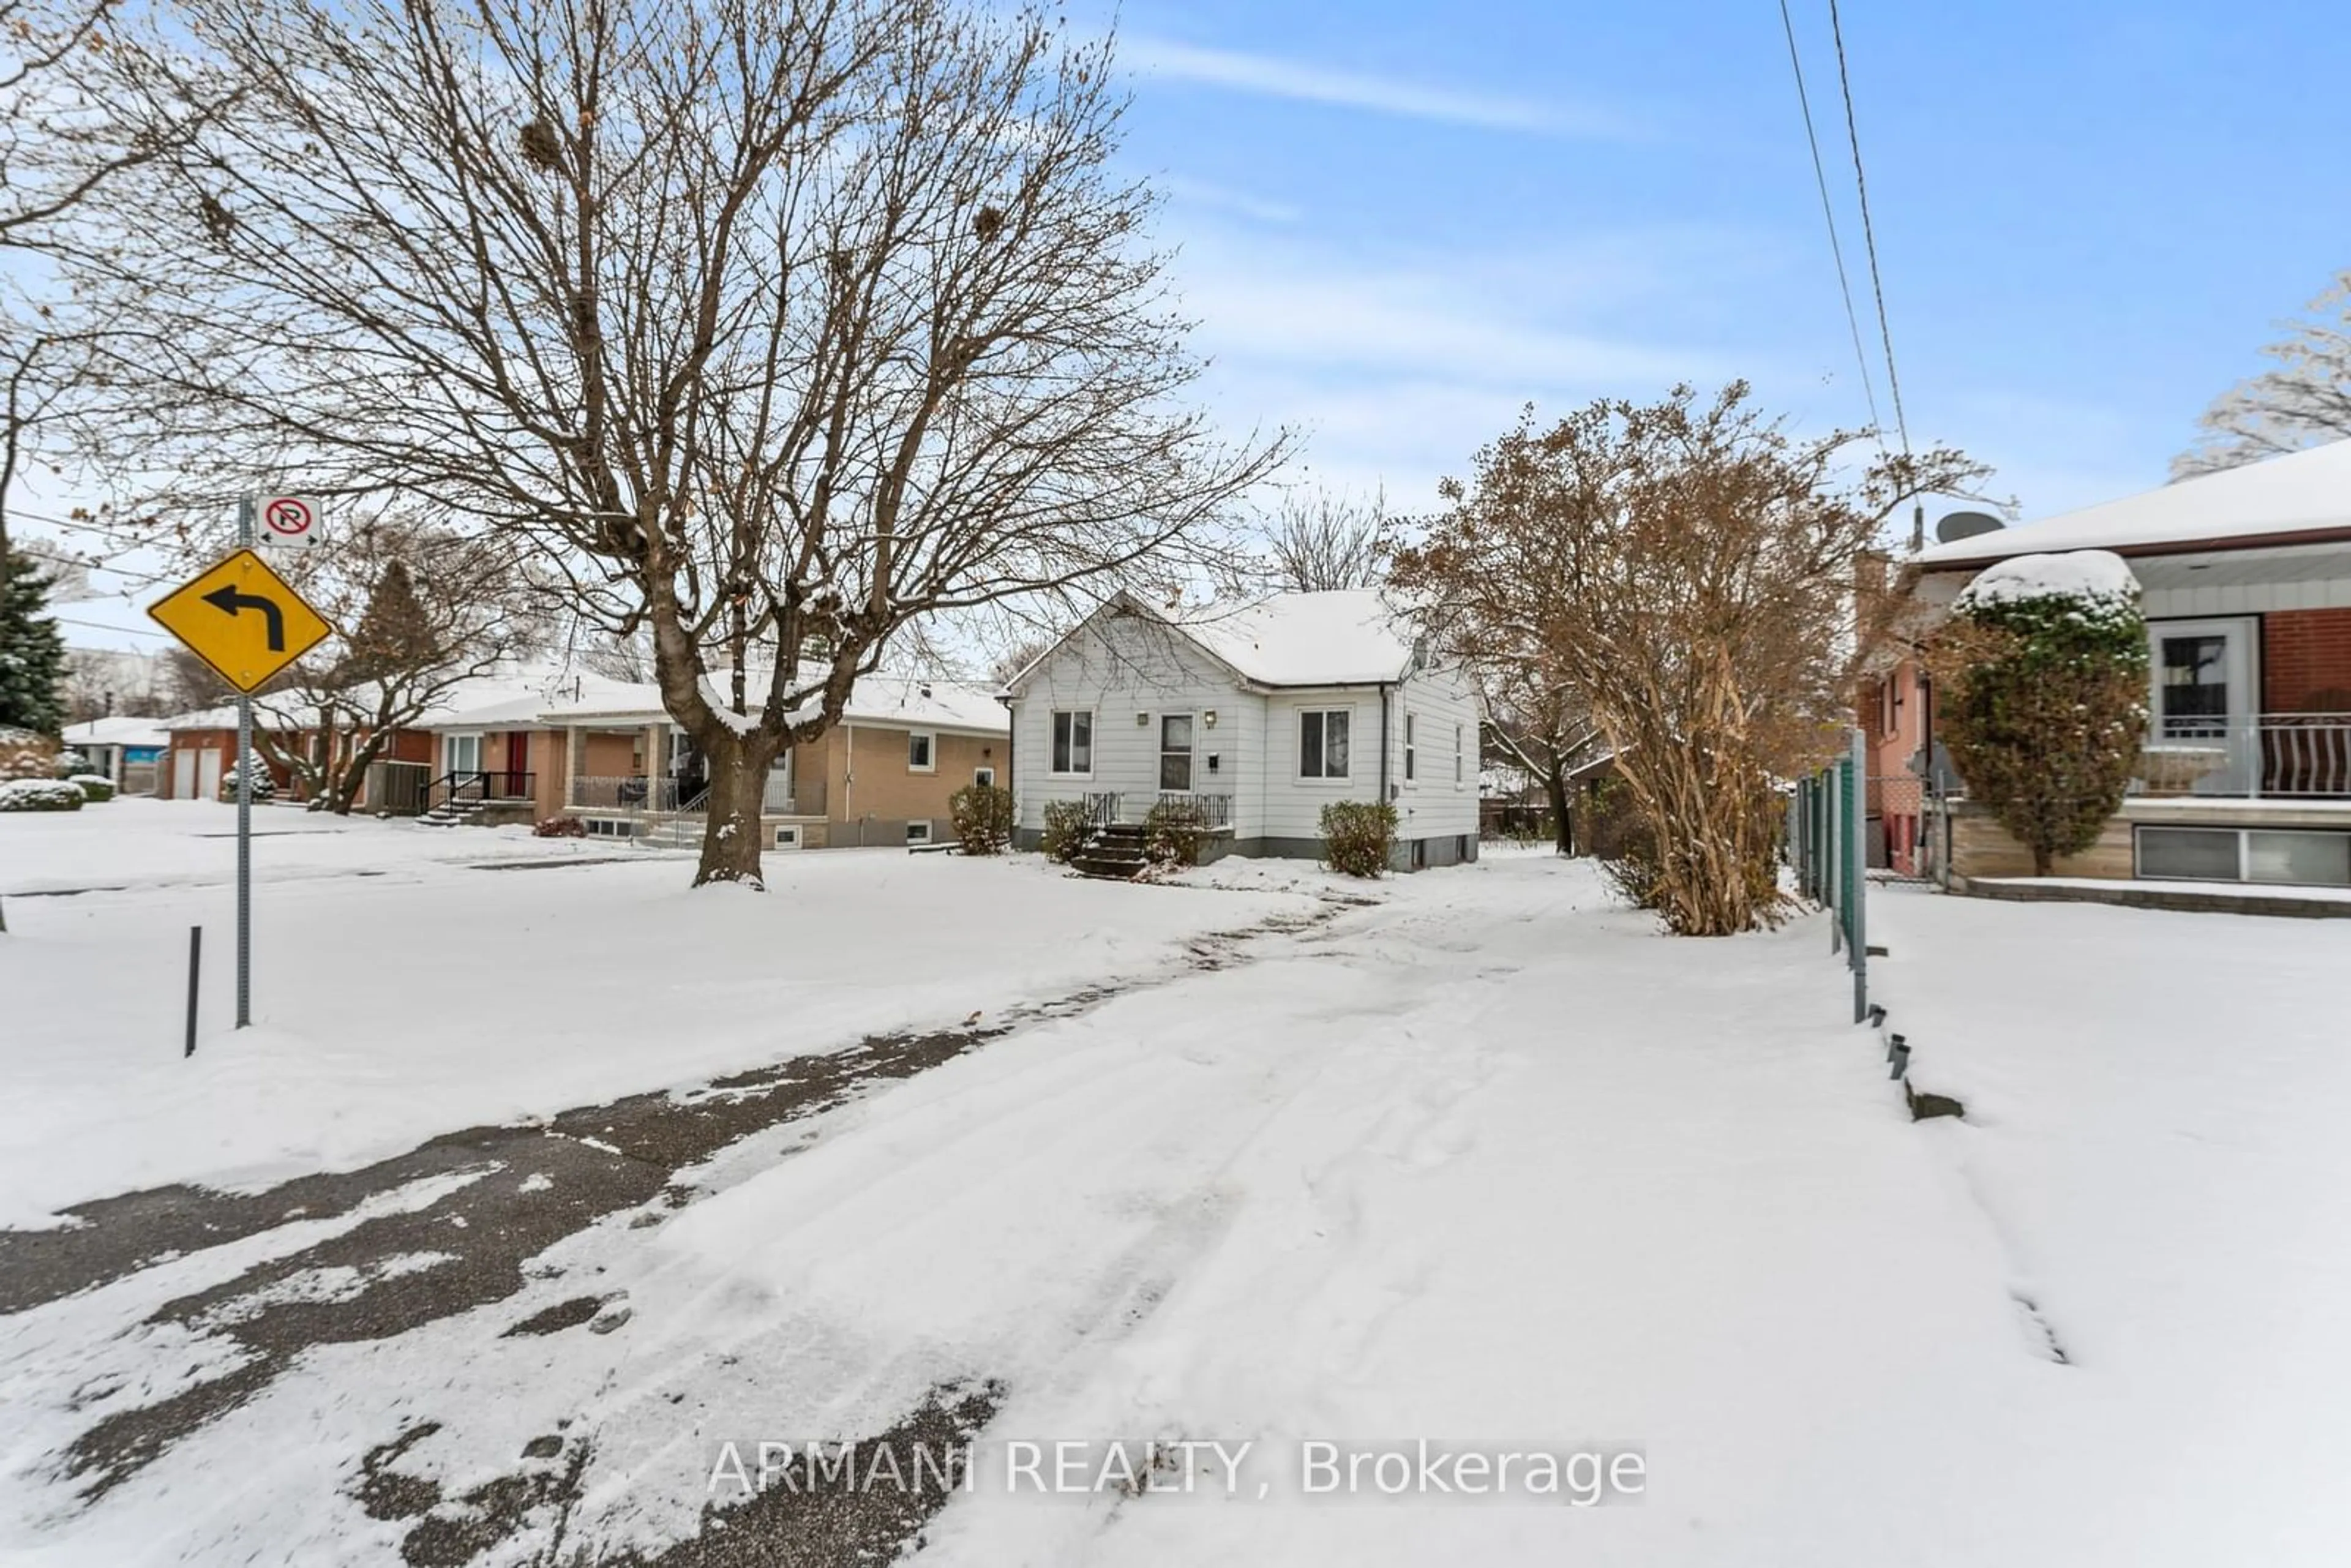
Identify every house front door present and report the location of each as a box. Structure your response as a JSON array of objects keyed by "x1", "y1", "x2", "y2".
[
  {"x1": 2148, "y1": 618, "x2": 2255, "y2": 793},
  {"x1": 444, "y1": 733, "x2": 482, "y2": 777},
  {"x1": 1159, "y1": 713, "x2": 1194, "y2": 792}
]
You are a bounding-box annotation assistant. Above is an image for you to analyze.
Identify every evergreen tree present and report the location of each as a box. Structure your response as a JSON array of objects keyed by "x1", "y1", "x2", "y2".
[
  {"x1": 339, "y1": 559, "x2": 437, "y2": 687},
  {"x1": 0, "y1": 552, "x2": 69, "y2": 735},
  {"x1": 1933, "y1": 552, "x2": 2151, "y2": 877}
]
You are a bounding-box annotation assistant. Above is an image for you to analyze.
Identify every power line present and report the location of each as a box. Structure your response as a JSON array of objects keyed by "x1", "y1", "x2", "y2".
[
  {"x1": 1775, "y1": 0, "x2": 1883, "y2": 441},
  {"x1": 1825, "y1": 0, "x2": 1913, "y2": 457}
]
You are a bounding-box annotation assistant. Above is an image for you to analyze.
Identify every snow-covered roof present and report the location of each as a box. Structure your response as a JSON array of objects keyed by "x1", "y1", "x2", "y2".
[
  {"x1": 1917, "y1": 439, "x2": 2351, "y2": 569},
  {"x1": 61, "y1": 715, "x2": 170, "y2": 748},
  {"x1": 426, "y1": 670, "x2": 652, "y2": 729},
  {"x1": 1178, "y1": 589, "x2": 1417, "y2": 686},
  {"x1": 536, "y1": 673, "x2": 1008, "y2": 735},
  {"x1": 162, "y1": 706, "x2": 248, "y2": 731},
  {"x1": 1007, "y1": 588, "x2": 1420, "y2": 692}
]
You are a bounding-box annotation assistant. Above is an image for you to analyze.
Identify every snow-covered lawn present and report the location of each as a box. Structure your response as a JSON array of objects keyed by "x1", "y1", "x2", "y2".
[
  {"x1": 0, "y1": 801, "x2": 1314, "y2": 1225},
  {"x1": 1869, "y1": 887, "x2": 2351, "y2": 1567},
  {"x1": 2, "y1": 827, "x2": 2346, "y2": 1566}
]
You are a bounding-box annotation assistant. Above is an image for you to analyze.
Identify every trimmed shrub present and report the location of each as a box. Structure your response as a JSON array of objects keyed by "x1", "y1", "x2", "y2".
[
  {"x1": 1319, "y1": 800, "x2": 1397, "y2": 878},
  {"x1": 1144, "y1": 797, "x2": 1209, "y2": 868},
  {"x1": 1, "y1": 726, "x2": 56, "y2": 783},
  {"x1": 949, "y1": 782, "x2": 1015, "y2": 855},
  {"x1": 533, "y1": 814, "x2": 587, "y2": 838},
  {"x1": 1039, "y1": 798, "x2": 1092, "y2": 863},
  {"x1": 1932, "y1": 550, "x2": 2149, "y2": 877},
  {"x1": 69, "y1": 773, "x2": 116, "y2": 803},
  {"x1": 0, "y1": 778, "x2": 85, "y2": 812}
]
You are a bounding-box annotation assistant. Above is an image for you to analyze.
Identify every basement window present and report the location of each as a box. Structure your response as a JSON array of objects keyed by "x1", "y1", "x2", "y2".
[{"x1": 2135, "y1": 825, "x2": 2351, "y2": 886}]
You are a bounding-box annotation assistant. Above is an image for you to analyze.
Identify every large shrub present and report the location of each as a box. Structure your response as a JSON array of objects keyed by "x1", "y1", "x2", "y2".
[
  {"x1": 0, "y1": 726, "x2": 56, "y2": 783},
  {"x1": 533, "y1": 814, "x2": 587, "y2": 838},
  {"x1": 950, "y1": 782, "x2": 1015, "y2": 855},
  {"x1": 1039, "y1": 798, "x2": 1092, "y2": 863},
  {"x1": 1932, "y1": 550, "x2": 2149, "y2": 876},
  {"x1": 69, "y1": 774, "x2": 116, "y2": 803},
  {"x1": 1319, "y1": 800, "x2": 1397, "y2": 878},
  {"x1": 1144, "y1": 797, "x2": 1210, "y2": 868},
  {"x1": 1, "y1": 778, "x2": 85, "y2": 812}
]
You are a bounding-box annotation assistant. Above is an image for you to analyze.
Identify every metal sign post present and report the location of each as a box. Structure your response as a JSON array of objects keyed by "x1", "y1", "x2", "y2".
[
  {"x1": 236, "y1": 497, "x2": 254, "y2": 1028},
  {"x1": 146, "y1": 502, "x2": 336, "y2": 1034}
]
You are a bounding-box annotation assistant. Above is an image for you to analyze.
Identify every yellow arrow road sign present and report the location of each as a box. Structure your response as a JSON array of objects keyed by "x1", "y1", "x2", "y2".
[{"x1": 148, "y1": 548, "x2": 335, "y2": 693}]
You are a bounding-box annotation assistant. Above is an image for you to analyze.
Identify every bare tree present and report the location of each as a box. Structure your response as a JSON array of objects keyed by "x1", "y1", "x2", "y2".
[
  {"x1": 2174, "y1": 269, "x2": 2351, "y2": 479},
  {"x1": 1393, "y1": 384, "x2": 1985, "y2": 936},
  {"x1": 1478, "y1": 662, "x2": 1603, "y2": 857},
  {"x1": 0, "y1": 0, "x2": 226, "y2": 247},
  {"x1": 247, "y1": 520, "x2": 530, "y2": 812},
  {"x1": 1263, "y1": 486, "x2": 1389, "y2": 593},
  {"x1": 83, "y1": 0, "x2": 1283, "y2": 885}
]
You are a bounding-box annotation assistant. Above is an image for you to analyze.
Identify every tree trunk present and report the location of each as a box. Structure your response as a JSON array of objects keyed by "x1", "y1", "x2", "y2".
[
  {"x1": 1545, "y1": 764, "x2": 1573, "y2": 857},
  {"x1": 694, "y1": 729, "x2": 778, "y2": 887},
  {"x1": 2031, "y1": 842, "x2": 2052, "y2": 877}
]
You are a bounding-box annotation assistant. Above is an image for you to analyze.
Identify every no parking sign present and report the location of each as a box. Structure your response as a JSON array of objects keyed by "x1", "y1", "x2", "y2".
[{"x1": 257, "y1": 494, "x2": 322, "y2": 549}]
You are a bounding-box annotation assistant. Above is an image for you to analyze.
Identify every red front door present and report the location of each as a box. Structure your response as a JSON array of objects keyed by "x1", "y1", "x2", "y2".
[{"x1": 506, "y1": 732, "x2": 528, "y2": 797}]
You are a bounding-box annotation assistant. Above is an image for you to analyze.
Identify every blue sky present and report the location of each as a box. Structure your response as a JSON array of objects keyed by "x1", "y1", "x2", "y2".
[
  {"x1": 1097, "y1": 0, "x2": 2351, "y2": 521},
  {"x1": 28, "y1": 0, "x2": 2350, "y2": 652}
]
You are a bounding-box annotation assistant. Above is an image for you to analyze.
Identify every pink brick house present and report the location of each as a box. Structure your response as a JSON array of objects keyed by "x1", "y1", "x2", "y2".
[{"x1": 1913, "y1": 440, "x2": 2351, "y2": 889}]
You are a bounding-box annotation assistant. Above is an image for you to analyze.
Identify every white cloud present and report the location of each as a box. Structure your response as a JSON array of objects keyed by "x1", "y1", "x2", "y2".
[
  {"x1": 1122, "y1": 37, "x2": 1629, "y2": 137},
  {"x1": 1161, "y1": 225, "x2": 1766, "y2": 508},
  {"x1": 1155, "y1": 174, "x2": 1302, "y2": 227}
]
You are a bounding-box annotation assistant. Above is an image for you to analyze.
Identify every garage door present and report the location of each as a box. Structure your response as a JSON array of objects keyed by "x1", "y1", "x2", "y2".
[
  {"x1": 173, "y1": 749, "x2": 196, "y2": 800},
  {"x1": 197, "y1": 748, "x2": 223, "y2": 802}
]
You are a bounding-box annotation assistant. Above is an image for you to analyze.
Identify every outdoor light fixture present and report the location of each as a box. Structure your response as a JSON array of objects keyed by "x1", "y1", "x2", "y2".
[
  {"x1": 1136, "y1": 711, "x2": 1150, "y2": 726},
  {"x1": 1202, "y1": 710, "x2": 1218, "y2": 727}
]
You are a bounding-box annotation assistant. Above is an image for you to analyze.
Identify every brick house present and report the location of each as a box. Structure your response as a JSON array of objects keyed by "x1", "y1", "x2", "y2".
[
  {"x1": 447, "y1": 674, "x2": 1010, "y2": 848},
  {"x1": 1913, "y1": 440, "x2": 2351, "y2": 889}
]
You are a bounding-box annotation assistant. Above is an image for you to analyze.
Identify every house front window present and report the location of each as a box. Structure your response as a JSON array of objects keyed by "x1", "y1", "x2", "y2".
[
  {"x1": 908, "y1": 730, "x2": 936, "y2": 772},
  {"x1": 1051, "y1": 710, "x2": 1093, "y2": 775},
  {"x1": 443, "y1": 733, "x2": 481, "y2": 775},
  {"x1": 1455, "y1": 723, "x2": 1464, "y2": 786},
  {"x1": 1403, "y1": 713, "x2": 1417, "y2": 782},
  {"x1": 1300, "y1": 709, "x2": 1351, "y2": 780}
]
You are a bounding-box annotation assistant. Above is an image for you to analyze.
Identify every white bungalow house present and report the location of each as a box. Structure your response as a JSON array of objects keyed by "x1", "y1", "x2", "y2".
[{"x1": 1002, "y1": 589, "x2": 1481, "y2": 868}]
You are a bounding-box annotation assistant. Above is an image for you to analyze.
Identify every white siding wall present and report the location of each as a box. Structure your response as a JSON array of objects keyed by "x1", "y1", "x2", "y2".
[
  {"x1": 1390, "y1": 664, "x2": 1482, "y2": 847},
  {"x1": 1010, "y1": 609, "x2": 1255, "y2": 830},
  {"x1": 1259, "y1": 689, "x2": 1382, "y2": 841}
]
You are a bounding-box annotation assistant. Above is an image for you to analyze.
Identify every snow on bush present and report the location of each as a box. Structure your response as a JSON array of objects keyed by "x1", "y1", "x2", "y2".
[
  {"x1": 1933, "y1": 550, "x2": 2150, "y2": 876},
  {"x1": 218, "y1": 749, "x2": 277, "y2": 803},
  {"x1": 1952, "y1": 549, "x2": 2137, "y2": 612},
  {"x1": 1319, "y1": 800, "x2": 1396, "y2": 878},
  {"x1": 0, "y1": 778, "x2": 86, "y2": 811},
  {"x1": 69, "y1": 773, "x2": 116, "y2": 802},
  {"x1": 1143, "y1": 797, "x2": 1209, "y2": 868},
  {"x1": 948, "y1": 782, "x2": 1014, "y2": 855},
  {"x1": 1038, "y1": 799, "x2": 1090, "y2": 863},
  {"x1": 0, "y1": 726, "x2": 56, "y2": 782}
]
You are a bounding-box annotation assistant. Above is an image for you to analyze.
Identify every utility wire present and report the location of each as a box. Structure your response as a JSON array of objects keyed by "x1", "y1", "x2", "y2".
[
  {"x1": 1776, "y1": 0, "x2": 1883, "y2": 442},
  {"x1": 1826, "y1": 0, "x2": 1913, "y2": 457}
]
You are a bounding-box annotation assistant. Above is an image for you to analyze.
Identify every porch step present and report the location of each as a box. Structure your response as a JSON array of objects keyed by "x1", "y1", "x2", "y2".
[
  {"x1": 417, "y1": 798, "x2": 488, "y2": 828},
  {"x1": 1073, "y1": 822, "x2": 1152, "y2": 880}
]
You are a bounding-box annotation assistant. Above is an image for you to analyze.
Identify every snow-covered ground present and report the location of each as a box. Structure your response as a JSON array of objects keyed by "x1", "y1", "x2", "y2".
[
  {"x1": 1868, "y1": 887, "x2": 2351, "y2": 1567},
  {"x1": 2, "y1": 817, "x2": 2346, "y2": 1565},
  {"x1": 0, "y1": 801, "x2": 1313, "y2": 1225}
]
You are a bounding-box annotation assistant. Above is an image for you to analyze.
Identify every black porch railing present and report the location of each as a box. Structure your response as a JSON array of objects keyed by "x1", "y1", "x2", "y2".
[
  {"x1": 425, "y1": 770, "x2": 536, "y2": 813},
  {"x1": 1078, "y1": 790, "x2": 1234, "y2": 827}
]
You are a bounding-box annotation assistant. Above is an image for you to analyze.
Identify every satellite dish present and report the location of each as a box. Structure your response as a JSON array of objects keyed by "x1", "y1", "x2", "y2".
[{"x1": 1936, "y1": 511, "x2": 2004, "y2": 544}]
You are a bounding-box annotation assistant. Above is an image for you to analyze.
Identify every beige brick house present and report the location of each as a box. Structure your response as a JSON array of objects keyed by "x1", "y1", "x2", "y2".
[{"x1": 427, "y1": 674, "x2": 1010, "y2": 849}]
